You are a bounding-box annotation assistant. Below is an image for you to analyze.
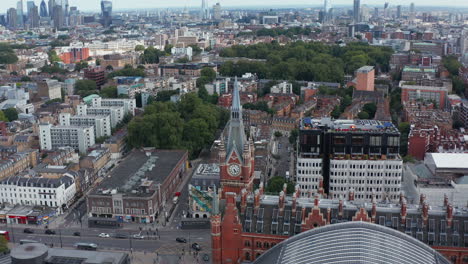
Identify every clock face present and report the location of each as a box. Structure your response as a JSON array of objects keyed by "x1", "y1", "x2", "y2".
[{"x1": 228, "y1": 164, "x2": 241, "y2": 177}]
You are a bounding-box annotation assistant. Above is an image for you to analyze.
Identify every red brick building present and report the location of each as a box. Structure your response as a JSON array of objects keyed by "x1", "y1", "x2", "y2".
[
  {"x1": 84, "y1": 67, "x2": 106, "y2": 87},
  {"x1": 59, "y1": 48, "x2": 90, "y2": 64}
]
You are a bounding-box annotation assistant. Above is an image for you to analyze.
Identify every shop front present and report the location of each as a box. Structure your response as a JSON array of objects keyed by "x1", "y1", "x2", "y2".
[{"x1": 8, "y1": 215, "x2": 27, "y2": 224}]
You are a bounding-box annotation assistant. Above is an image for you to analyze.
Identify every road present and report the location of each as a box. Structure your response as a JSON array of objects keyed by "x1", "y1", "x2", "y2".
[
  {"x1": 6, "y1": 226, "x2": 211, "y2": 254},
  {"x1": 271, "y1": 135, "x2": 293, "y2": 180}
]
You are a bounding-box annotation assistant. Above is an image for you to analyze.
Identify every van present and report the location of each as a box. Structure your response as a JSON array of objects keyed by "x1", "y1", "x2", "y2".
[{"x1": 75, "y1": 242, "x2": 98, "y2": 251}]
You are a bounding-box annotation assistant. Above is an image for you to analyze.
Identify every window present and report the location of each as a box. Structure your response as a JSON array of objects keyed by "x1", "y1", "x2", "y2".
[
  {"x1": 387, "y1": 136, "x2": 399, "y2": 146},
  {"x1": 334, "y1": 136, "x2": 346, "y2": 144},
  {"x1": 370, "y1": 136, "x2": 382, "y2": 146}
]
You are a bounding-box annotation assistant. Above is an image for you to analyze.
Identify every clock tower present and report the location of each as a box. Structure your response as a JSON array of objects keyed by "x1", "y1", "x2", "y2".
[{"x1": 219, "y1": 77, "x2": 255, "y2": 197}]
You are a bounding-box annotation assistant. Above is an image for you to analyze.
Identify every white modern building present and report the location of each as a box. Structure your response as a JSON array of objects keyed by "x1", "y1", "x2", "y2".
[
  {"x1": 39, "y1": 123, "x2": 95, "y2": 154},
  {"x1": 296, "y1": 158, "x2": 323, "y2": 197},
  {"x1": 271, "y1": 82, "x2": 293, "y2": 94},
  {"x1": 171, "y1": 46, "x2": 193, "y2": 61},
  {"x1": 91, "y1": 96, "x2": 136, "y2": 116},
  {"x1": 0, "y1": 174, "x2": 77, "y2": 209},
  {"x1": 77, "y1": 103, "x2": 124, "y2": 128},
  {"x1": 59, "y1": 113, "x2": 111, "y2": 138},
  {"x1": 329, "y1": 159, "x2": 403, "y2": 201}
]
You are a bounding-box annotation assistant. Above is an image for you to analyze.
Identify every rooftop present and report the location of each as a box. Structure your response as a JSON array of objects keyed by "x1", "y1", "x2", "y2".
[
  {"x1": 427, "y1": 153, "x2": 468, "y2": 169},
  {"x1": 300, "y1": 117, "x2": 399, "y2": 133},
  {"x1": 356, "y1": 65, "x2": 374, "y2": 73},
  {"x1": 91, "y1": 149, "x2": 186, "y2": 197}
]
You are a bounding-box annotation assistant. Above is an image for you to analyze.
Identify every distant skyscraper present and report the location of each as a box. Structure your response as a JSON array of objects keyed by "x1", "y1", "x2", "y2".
[
  {"x1": 28, "y1": 5, "x2": 39, "y2": 28},
  {"x1": 396, "y1": 5, "x2": 401, "y2": 19},
  {"x1": 48, "y1": 0, "x2": 55, "y2": 18},
  {"x1": 26, "y1": 1, "x2": 34, "y2": 14},
  {"x1": 52, "y1": 4, "x2": 64, "y2": 29},
  {"x1": 201, "y1": 0, "x2": 209, "y2": 20},
  {"x1": 409, "y1": 2, "x2": 415, "y2": 21},
  {"x1": 323, "y1": 0, "x2": 332, "y2": 24},
  {"x1": 16, "y1": 0, "x2": 24, "y2": 28},
  {"x1": 213, "y1": 2, "x2": 221, "y2": 21},
  {"x1": 7, "y1": 8, "x2": 18, "y2": 28},
  {"x1": 353, "y1": 0, "x2": 360, "y2": 23},
  {"x1": 383, "y1": 2, "x2": 389, "y2": 18},
  {"x1": 40, "y1": 0, "x2": 48, "y2": 17},
  {"x1": 374, "y1": 7, "x2": 378, "y2": 18},
  {"x1": 101, "y1": 0, "x2": 112, "y2": 27}
]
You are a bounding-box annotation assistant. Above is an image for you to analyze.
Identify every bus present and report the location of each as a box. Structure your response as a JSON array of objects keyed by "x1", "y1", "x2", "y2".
[
  {"x1": 0, "y1": 231, "x2": 9, "y2": 241},
  {"x1": 20, "y1": 239, "x2": 38, "y2": 245},
  {"x1": 75, "y1": 242, "x2": 98, "y2": 251}
]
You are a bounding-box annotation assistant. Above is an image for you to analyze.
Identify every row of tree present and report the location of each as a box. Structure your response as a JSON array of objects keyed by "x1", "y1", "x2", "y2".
[
  {"x1": 219, "y1": 42, "x2": 393, "y2": 83},
  {"x1": 0, "y1": 43, "x2": 19, "y2": 64},
  {"x1": 127, "y1": 93, "x2": 229, "y2": 157}
]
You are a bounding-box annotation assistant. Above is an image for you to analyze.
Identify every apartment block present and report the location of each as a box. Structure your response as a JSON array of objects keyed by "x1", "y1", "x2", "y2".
[
  {"x1": 356, "y1": 66, "x2": 375, "y2": 91},
  {"x1": 39, "y1": 123, "x2": 95, "y2": 154},
  {"x1": 298, "y1": 118, "x2": 402, "y2": 202},
  {"x1": 77, "y1": 103, "x2": 124, "y2": 128},
  {"x1": 59, "y1": 113, "x2": 111, "y2": 138},
  {"x1": 91, "y1": 96, "x2": 136, "y2": 116}
]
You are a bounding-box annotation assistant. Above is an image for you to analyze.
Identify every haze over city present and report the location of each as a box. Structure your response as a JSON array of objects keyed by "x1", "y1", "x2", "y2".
[{"x1": 0, "y1": 0, "x2": 467, "y2": 263}]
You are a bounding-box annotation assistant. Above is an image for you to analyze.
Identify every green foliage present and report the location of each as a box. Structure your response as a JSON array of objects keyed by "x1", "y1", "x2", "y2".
[
  {"x1": 399, "y1": 122, "x2": 411, "y2": 156},
  {"x1": 100, "y1": 85, "x2": 118, "y2": 98},
  {"x1": 135, "y1": 45, "x2": 145, "y2": 51},
  {"x1": 189, "y1": 44, "x2": 202, "y2": 55},
  {"x1": 75, "y1": 80, "x2": 98, "y2": 97},
  {"x1": 0, "y1": 111, "x2": 8, "y2": 122},
  {"x1": 41, "y1": 64, "x2": 66, "y2": 74},
  {"x1": 331, "y1": 106, "x2": 341, "y2": 119},
  {"x1": 156, "y1": 90, "x2": 179, "y2": 102},
  {"x1": 50, "y1": 40, "x2": 67, "y2": 48},
  {"x1": 127, "y1": 93, "x2": 228, "y2": 157},
  {"x1": 243, "y1": 101, "x2": 275, "y2": 115},
  {"x1": 403, "y1": 155, "x2": 415, "y2": 163},
  {"x1": 74, "y1": 61, "x2": 89, "y2": 72},
  {"x1": 442, "y1": 55, "x2": 462, "y2": 76},
  {"x1": 0, "y1": 236, "x2": 8, "y2": 254},
  {"x1": 4, "y1": 108, "x2": 18, "y2": 121},
  {"x1": 48, "y1": 50, "x2": 61, "y2": 63},
  {"x1": 0, "y1": 43, "x2": 19, "y2": 64},
  {"x1": 452, "y1": 76, "x2": 466, "y2": 96},
  {"x1": 219, "y1": 42, "x2": 393, "y2": 82},
  {"x1": 357, "y1": 111, "x2": 369, "y2": 119},
  {"x1": 362, "y1": 103, "x2": 377, "y2": 119},
  {"x1": 106, "y1": 65, "x2": 114, "y2": 71},
  {"x1": 164, "y1": 44, "x2": 174, "y2": 55},
  {"x1": 289, "y1": 129, "x2": 299, "y2": 145},
  {"x1": 20, "y1": 76, "x2": 32, "y2": 82},
  {"x1": 201, "y1": 67, "x2": 217, "y2": 82},
  {"x1": 175, "y1": 57, "x2": 189, "y2": 63},
  {"x1": 274, "y1": 131, "x2": 283, "y2": 137},
  {"x1": 265, "y1": 176, "x2": 295, "y2": 194},
  {"x1": 398, "y1": 122, "x2": 411, "y2": 134},
  {"x1": 140, "y1": 46, "x2": 163, "y2": 64},
  {"x1": 57, "y1": 35, "x2": 70, "y2": 40},
  {"x1": 107, "y1": 65, "x2": 145, "y2": 78},
  {"x1": 44, "y1": 98, "x2": 63, "y2": 105},
  {"x1": 103, "y1": 29, "x2": 117, "y2": 35}
]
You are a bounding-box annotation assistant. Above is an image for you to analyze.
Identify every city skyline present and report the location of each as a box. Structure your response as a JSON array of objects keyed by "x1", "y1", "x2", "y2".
[{"x1": 3, "y1": 0, "x2": 468, "y2": 11}]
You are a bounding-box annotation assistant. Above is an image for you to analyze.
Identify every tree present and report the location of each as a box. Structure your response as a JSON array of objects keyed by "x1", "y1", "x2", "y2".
[
  {"x1": 443, "y1": 55, "x2": 462, "y2": 76},
  {"x1": 100, "y1": 85, "x2": 118, "y2": 98},
  {"x1": 398, "y1": 122, "x2": 411, "y2": 135},
  {"x1": 289, "y1": 129, "x2": 299, "y2": 145},
  {"x1": 75, "y1": 80, "x2": 98, "y2": 97},
  {"x1": 274, "y1": 131, "x2": 283, "y2": 138},
  {"x1": 201, "y1": 67, "x2": 217, "y2": 82},
  {"x1": 135, "y1": 45, "x2": 145, "y2": 52},
  {"x1": 156, "y1": 90, "x2": 179, "y2": 102},
  {"x1": 175, "y1": 57, "x2": 189, "y2": 63},
  {"x1": 20, "y1": 76, "x2": 32, "y2": 82},
  {"x1": 4, "y1": 108, "x2": 18, "y2": 121},
  {"x1": 47, "y1": 50, "x2": 61, "y2": 63},
  {"x1": 362, "y1": 103, "x2": 377, "y2": 119},
  {"x1": 331, "y1": 106, "x2": 341, "y2": 119},
  {"x1": 357, "y1": 111, "x2": 369, "y2": 119},
  {"x1": 0, "y1": 111, "x2": 8, "y2": 122},
  {"x1": 0, "y1": 236, "x2": 8, "y2": 254},
  {"x1": 74, "y1": 61, "x2": 89, "y2": 72},
  {"x1": 266, "y1": 176, "x2": 294, "y2": 194},
  {"x1": 164, "y1": 44, "x2": 174, "y2": 55},
  {"x1": 106, "y1": 65, "x2": 114, "y2": 71}
]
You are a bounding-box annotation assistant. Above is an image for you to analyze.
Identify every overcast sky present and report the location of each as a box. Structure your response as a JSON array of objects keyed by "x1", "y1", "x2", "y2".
[{"x1": 3, "y1": 0, "x2": 468, "y2": 12}]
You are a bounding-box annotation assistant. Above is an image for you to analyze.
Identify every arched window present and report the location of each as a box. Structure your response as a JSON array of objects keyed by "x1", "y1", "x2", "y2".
[{"x1": 244, "y1": 240, "x2": 250, "y2": 247}]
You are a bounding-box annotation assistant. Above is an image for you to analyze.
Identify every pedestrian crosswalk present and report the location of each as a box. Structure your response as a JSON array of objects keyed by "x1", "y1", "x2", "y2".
[
  {"x1": 0, "y1": 254, "x2": 11, "y2": 264},
  {"x1": 155, "y1": 241, "x2": 210, "y2": 255}
]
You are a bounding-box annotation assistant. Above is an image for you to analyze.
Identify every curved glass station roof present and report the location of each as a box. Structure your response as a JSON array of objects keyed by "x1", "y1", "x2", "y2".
[{"x1": 254, "y1": 221, "x2": 450, "y2": 264}]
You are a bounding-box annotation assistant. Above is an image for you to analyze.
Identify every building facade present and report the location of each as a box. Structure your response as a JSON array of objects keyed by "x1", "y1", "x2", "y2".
[
  {"x1": 39, "y1": 123, "x2": 95, "y2": 154},
  {"x1": 59, "y1": 113, "x2": 111, "y2": 138}
]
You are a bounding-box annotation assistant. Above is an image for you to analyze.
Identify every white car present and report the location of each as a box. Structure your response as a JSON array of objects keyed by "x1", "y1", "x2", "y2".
[
  {"x1": 98, "y1": 233, "x2": 110, "y2": 238},
  {"x1": 133, "y1": 234, "x2": 145, "y2": 239}
]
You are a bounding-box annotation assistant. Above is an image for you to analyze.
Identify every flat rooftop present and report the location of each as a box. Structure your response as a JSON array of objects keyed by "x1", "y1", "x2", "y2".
[
  {"x1": 356, "y1": 66, "x2": 374, "y2": 73},
  {"x1": 428, "y1": 153, "x2": 468, "y2": 169},
  {"x1": 300, "y1": 117, "x2": 399, "y2": 133},
  {"x1": 91, "y1": 149, "x2": 186, "y2": 197}
]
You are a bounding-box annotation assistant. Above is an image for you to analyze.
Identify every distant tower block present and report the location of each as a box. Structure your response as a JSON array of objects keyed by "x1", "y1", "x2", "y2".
[{"x1": 356, "y1": 65, "x2": 375, "y2": 91}]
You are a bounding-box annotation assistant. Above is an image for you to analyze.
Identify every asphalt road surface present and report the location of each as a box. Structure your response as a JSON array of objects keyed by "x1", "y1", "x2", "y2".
[{"x1": 7, "y1": 226, "x2": 211, "y2": 253}]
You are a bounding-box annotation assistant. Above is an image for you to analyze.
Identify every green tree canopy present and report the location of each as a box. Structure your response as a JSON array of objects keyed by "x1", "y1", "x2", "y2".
[
  {"x1": 265, "y1": 176, "x2": 295, "y2": 194},
  {"x1": 4, "y1": 108, "x2": 18, "y2": 121},
  {"x1": 362, "y1": 103, "x2": 377, "y2": 119},
  {"x1": 100, "y1": 85, "x2": 118, "y2": 98},
  {"x1": 75, "y1": 80, "x2": 98, "y2": 97},
  {"x1": 357, "y1": 111, "x2": 369, "y2": 119}
]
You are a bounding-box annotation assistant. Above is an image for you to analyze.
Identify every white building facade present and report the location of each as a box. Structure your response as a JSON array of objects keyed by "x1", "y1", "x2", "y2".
[
  {"x1": 91, "y1": 96, "x2": 136, "y2": 116},
  {"x1": 39, "y1": 123, "x2": 95, "y2": 154},
  {"x1": 0, "y1": 174, "x2": 77, "y2": 209},
  {"x1": 77, "y1": 103, "x2": 124, "y2": 128},
  {"x1": 296, "y1": 157, "x2": 323, "y2": 197},
  {"x1": 59, "y1": 113, "x2": 111, "y2": 138}
]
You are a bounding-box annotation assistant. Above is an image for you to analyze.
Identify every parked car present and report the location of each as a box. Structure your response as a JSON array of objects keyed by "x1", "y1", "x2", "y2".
[
  {"x1": 203, "y1": 254, "x2": 210, "y2": 262},
  {"x1": 176, "y1": 237, "x2": 187, "y2": 243},
  {"x1": 73, "y1": 232, "x2": 81, "y2": 236},
  {"x1": 192, "y1": 243, "x2": 201, "y2": 251},
  {"x1": 45, "y1": 229, "x2": 56, "y2": 235},
  {"x1": 23, "y1": 228, "x2": 34, "y2": 234},
  {"x1": 98, "y1": 233, "x2": 110, "y2": 238}
]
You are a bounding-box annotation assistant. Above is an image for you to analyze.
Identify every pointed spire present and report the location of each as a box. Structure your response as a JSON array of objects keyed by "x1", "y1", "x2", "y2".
[
  {"x1": 231, "y1": 76, "x2": 242, "y2": 117},
  {"x1": 226, "y1": 76, "x2": 247, "y2": 163}
]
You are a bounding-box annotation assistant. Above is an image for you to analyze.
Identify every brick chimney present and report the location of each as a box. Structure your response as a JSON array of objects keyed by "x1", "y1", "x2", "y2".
[
  {"x1": 318, "y1": 176, "x2": 324, "y2": 195},
  {"x1": 400, "y1": 197, "x2": 407, "y2": 225},
  {"x1": 254, "y1": 189, "x2": 260, "y2": 215},
  {"x1": 399, "y1": 192, "x2": 404, "y2": 205},
  {"x1": 279, "y1": 191, "x2": 285, "y2": 216},
  {"x1": 348, "y1": 188, "x2": 355, "y2": 201},
  {"x1": 371, "y1": 200, "x2": 377, "y2": 223},
  {"x1": 422, "y1": 202, "x2": 429, "y2": 226},
  {"x1": 292, "y1": 193, "x2": 297, "y2": 215},
  {"x1": 301, "y1": 207, "x2": 306, "y2": 224},
  {"x1": 314, "y1": 194, "x2": 320, "y2": 207},
  {"x1": 327, "y1": 207, "x2": 331, "y2": 225},
  {"x1": 295, "y1": 184, "x2": 300, "y2": 198},
  {"x1": 258, "y1": 182, "x2": 264, "y2": 196},
  {"x1": 240, "y1": 188, "x2": 247, "y2": 215},
  {"x1": 338, "y1": 195, "x2": 344, "y2": 218},
  {"x1": 447, "y1": 203, "x2": 453, "y2": 228}
]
